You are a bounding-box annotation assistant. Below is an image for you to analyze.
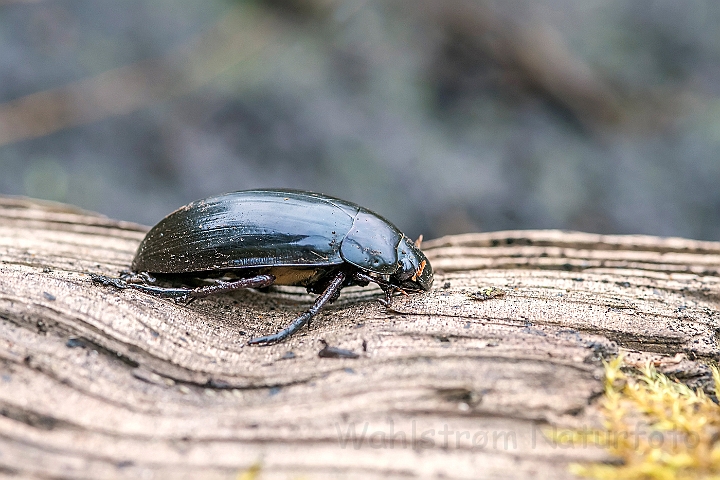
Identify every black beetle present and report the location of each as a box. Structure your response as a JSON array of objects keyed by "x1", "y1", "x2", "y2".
[{"x1": 93, "y1": 189, "x2": 433, "y2": 345}]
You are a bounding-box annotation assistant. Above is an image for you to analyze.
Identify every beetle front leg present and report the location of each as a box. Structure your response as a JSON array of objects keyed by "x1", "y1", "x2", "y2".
[
  {"x1": 248, "y1": 270, "x2": 347, "y2": 346},
  {"x1": 351, "y1": 271, "x2": 399, "y2": 305}
]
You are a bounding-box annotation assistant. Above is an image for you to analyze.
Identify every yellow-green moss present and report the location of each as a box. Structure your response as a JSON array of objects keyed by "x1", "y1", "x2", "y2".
[
  {"x1": 562, "y1": 356, "x2": 720, "y2": 479},
  {"x1": 237, "y1": 462, "x2": 262, "y2": 480}
]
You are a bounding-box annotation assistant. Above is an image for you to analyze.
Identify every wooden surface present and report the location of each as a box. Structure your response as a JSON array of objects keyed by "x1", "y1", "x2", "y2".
[{"x1": 1, "y1": 196, "x2": 719, "y2": 479}]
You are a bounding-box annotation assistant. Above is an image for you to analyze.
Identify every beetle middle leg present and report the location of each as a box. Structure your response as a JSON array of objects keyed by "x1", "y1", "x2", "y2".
[
  {"x1": 92, "y1": 273, "x2": 276, "y2": 302},
  {"x1": 248, "y1": 270, "x2": 347, "y2": 346}
]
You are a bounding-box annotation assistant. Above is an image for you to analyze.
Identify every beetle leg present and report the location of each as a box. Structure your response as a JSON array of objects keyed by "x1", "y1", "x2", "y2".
[
  {"x1": 248, "y1": 270, "x2": 347, "y2": 346},
  {"x1": 352, "y1": 271, "x2": 385, "y2": 288},
  {"x1": 382, "y1": 286, "x2": 395, "y2": 306},
  {"x1": 378, "y1": 285, "x2": 408, "y2": 306},
  {"x1": 353, "y1": 271, "x2": 391, "y2": 305},
  {"x1": 183, "y1": 274, "x2": 276, "y2": 300},
  {"x1": 91, "y1": 274, "x2": 130, "y2": 290},
  {"x1": 92, "y1": 273, "x2": 276, "y2": 302},
  {"x1": 351, "y1": 271, "x2": 409, "y2": 306}
]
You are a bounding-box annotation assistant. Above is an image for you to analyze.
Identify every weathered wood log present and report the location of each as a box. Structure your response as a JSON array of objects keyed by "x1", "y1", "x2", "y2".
[{"x1": 1, "y1": 196, "x2": 718, "y2": 479}]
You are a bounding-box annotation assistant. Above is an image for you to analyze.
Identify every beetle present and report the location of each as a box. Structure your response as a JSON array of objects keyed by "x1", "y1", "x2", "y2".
[{"x1": 92, "y1": 189, "x2": 433, "y2": 345}]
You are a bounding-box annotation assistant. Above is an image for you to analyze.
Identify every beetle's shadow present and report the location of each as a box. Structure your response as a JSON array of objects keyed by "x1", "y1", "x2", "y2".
[
  {"x1": 118, "y1": 275, "x2": 388, "y2": 344},
  {"x1": 268, "y1": 284, "x2": 385, "y2": 306},
  {"x1": 173, "y1": 282, "x2": 385, "y2": 340}
]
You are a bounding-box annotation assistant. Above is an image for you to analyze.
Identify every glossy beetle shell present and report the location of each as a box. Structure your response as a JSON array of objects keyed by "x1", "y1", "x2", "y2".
[{"x1": 132, "y1": 189, "x2": 432, "y2": 290}]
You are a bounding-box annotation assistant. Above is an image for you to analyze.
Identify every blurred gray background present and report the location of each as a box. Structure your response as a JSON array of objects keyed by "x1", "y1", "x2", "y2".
[{"x1": 1, "y1": 0, "x2": 719, "y2": 241}]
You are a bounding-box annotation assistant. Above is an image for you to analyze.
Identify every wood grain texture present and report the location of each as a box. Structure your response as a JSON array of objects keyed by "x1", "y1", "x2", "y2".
[{"x1": 1, "y1": 196, "x2": 718, "y2": 479}]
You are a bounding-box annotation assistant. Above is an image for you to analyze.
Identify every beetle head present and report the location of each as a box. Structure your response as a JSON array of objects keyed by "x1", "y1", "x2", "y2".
[{"x1": 392, "y1": 236, "x2": 433, "y2": 291}]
